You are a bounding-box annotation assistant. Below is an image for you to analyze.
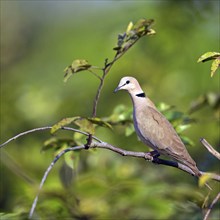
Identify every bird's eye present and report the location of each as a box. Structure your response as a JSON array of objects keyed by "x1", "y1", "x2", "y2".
[{"x1": 126, "y1": 80, "x2": 130, "y2": 84}]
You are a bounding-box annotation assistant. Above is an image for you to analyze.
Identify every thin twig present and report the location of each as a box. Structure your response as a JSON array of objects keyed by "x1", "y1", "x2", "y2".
[
  {"x1": 29, "y1": 145, "x2": 85, "y2": 219},
  {"x1": 0, "y1": 126, "x2": 102, "y2": 148},
  {"x1": 88, "y1": 69, "x2": 102, "y2": 80},
  {"x1": 91, "y1": 27, "x2": 147, "y2": 118},
  {"x1": 203, "y1": 192, "x2": 220, "y2": 220},
  {"x1": 92, "y1": 76, "x2": 105, "y2": 117},
  {"x1": 0, "y1": 126, "x2": 52, "y2": 148},
  {"x1": 61, "y1": 127, "x2": 102, "y2": 142},
  {"x1": 200, "y1": 138, "x2": 220, "y2": 160}
]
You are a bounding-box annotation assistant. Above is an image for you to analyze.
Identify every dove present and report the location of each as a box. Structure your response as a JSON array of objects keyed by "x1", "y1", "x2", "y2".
[{"x1": 114, "y1": 76, "x2": 201, "y2": 177}]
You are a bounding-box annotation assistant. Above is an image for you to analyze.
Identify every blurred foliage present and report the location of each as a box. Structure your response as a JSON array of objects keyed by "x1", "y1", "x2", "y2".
[{"x1": 0, "y1": 1, "x2": 219, "y2": 220}]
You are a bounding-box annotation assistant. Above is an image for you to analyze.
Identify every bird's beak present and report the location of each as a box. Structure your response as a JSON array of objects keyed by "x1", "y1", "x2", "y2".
[
  {"x1": 114, "y1": 82, "x2": 126, "y2": 93},
  {"x1": 114, "y1": 85, "x2": 122, "y2": 93}
]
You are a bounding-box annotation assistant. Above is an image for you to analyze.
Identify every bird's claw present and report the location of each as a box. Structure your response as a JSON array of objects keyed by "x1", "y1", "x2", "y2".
[{"x1": 144, "y1": 150, "x2": 160, "y2": 161}]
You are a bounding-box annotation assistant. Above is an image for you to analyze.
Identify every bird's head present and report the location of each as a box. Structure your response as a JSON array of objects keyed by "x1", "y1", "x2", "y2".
[{"x1": 114, "y1": 76, "x2": 144, "y2": 95}]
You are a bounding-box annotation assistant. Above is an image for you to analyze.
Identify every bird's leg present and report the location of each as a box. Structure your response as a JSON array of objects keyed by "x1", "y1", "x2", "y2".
[
  {"x1": 147, "y1": 150, "x2": 160, "y2": 158},
  {"x1": 144, "y1": 150, "x2": 160, "y2": 161}
]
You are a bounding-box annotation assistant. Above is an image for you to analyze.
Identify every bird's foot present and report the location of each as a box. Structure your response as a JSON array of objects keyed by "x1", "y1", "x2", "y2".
[
  {"x1": 144, "y1": 150, "x2": 160, "y2": 161},
  {"x1": 148, "y1": 150, "x2": 160, "y2": 158}
]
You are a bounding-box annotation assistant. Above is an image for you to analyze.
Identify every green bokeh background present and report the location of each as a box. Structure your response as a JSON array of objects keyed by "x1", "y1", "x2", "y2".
[{"x1": 0, "y1": 1, "x2": 219, "y2": 219}]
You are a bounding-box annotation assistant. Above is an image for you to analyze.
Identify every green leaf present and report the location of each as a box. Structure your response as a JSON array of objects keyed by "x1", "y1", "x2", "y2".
[
  {"x1": 108, "y1": 104, "x2": 133, "y2": 124},
  {"x1": 87, "y1": 117, "x2": 112, "y2": 130},
  {"x1": 176, "y1": 124, "x2": 191, "y2": 133},
  {"x1": 126, "y1": 21, "x2": 133, "y2": 34},
  {"x1": 157, "y1": 102, "x2": 173, "y2": 112},
  {"x1": 73, "y1": 132, "x2": 87, "y2": 145},
  {"x1": 64, "y1": 151, "x2": 78, "y2": 170},
  {"x1": 74, "y1": 117, "x2": 95, "y2": 134},
  {"x1": 41, "y1": 137, "x2": 76, "y2": 152},
  {"x1": 51, "y1": 117, "x2": 79, "y2": 134},
  {"x1": 133, "y1": 18, "x2": 155, "y2": 37},
  {"x1": 180, "y1": 135, "x2": 194, "y2": 146},
  {"x1": 197, "y1": 52, "x2": 220, "y2": 63},
  {"x1": 125, "y1": 123, "x2": 135, "y2": 136},
  {"x1": 64, "y1": 59, "x2": 92, "y2": 82},
  {"x1": 211, "y1": 58, "x2": 220, "y2": 77},
  {"x1": 164, "y1": 111, "x2": 184, "y2": 122},
  {"x1": 114, "y1": 18, "x2": 155, "y2": 53}
]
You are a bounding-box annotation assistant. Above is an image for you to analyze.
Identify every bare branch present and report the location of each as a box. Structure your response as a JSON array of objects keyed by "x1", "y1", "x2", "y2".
[
  {"x1": 203, "y1": 192, "x2": 220, "y2": 220},
  {"x1": 29, "y1": 140, "x2": 220, "y2": 218},
  {"x1": 0, "y1": 126, "x2": 52, "y2": 148},
  {"x1": 0, "y1": 126, "x2": 102, "y2": 149},
  {"x1": 29, "y1": 145, "x2": 85, "y2": 219},
  {"x1": 91, "y1": 142, "x2": 220, "y2": 180},
  {"x1": 200, "y1": 138, "x2": 220, "y2": 160}
]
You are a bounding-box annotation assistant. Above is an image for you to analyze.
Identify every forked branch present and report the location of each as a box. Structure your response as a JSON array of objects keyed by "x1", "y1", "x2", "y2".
[{"x1": 27, "y1": 139, "x2": 220, "y2": 218}]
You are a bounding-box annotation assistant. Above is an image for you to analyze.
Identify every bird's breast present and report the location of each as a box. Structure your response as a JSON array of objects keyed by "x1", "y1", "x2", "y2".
[{"x1": 133, "y1": 108, "x2": 158, "y2": 150}]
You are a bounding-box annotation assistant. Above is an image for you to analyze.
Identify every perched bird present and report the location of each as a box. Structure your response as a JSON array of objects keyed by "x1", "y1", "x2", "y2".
[{"x1": 114, "y1": 76, "x2": 201, "y2": 177}]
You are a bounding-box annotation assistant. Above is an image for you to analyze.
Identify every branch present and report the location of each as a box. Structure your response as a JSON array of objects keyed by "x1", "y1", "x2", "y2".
[
  {"x1": 28, "y1": 140, "x2": 220, "y2": 218},
  {"x1": 29, "y1": 145, "x2": 85, "y2": 219},
  {"x1": 203, "y1": 192, "x2": 220, "y2": 220},
  {"x1": 200, "y1": 138, "x2": 220, "y2": 160},
  {"x1": 91, "y1": 142, "x2": 220, "y2": 181},
  {"x1": 0, "y1": 126, "x2": 52, "y2": 148},
  {"x1": 91, "y1": 19, "x2": 155, "y2": 117},
  {"x1": 0, "y1": 126, "x2": 102, "y2": 149}
]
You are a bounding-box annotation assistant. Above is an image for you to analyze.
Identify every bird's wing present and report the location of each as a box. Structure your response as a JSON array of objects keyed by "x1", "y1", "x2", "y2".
[{"x1": 136, "y1": 106, "x2": 196, "y2": 167}]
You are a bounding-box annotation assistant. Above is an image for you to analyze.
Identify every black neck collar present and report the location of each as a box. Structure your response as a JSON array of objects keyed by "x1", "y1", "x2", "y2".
[{"x1": 136, "y1": 92, "x2": 146, "y2": 98}]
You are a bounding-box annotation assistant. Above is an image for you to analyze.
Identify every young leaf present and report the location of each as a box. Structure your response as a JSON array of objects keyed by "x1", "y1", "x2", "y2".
[
  {"x1": 51, "y1": 117, "x2": 80, "y2": 134},
  {"x1": 133, "y1": 18, "x2": 155, "y2": 37},
  {"x1": 211, "y1": 58, "x2": 220, "y2": 77},
  {"x1": 64, "y1": 59, "x2": 92, "y2": 82},
  {"x1": 197, "y1": 52, "x2": 220, "y2": 63},
  {"x1": 126, "y1": 21, "x2": 133, "y2": 34},
  {"x1": 113, "y1": 18, "x2": 155, "y2": 54},
  {"x1": 197, "y1": 52, "x2": 220, "y2": 77}
]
